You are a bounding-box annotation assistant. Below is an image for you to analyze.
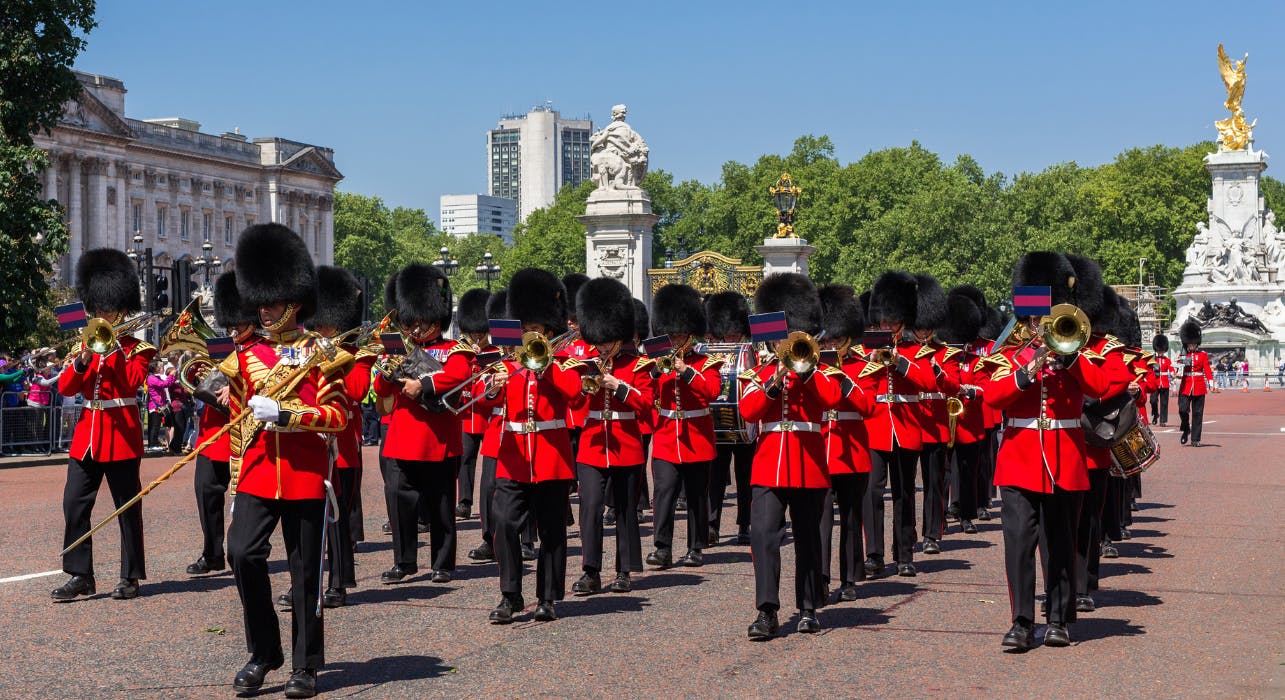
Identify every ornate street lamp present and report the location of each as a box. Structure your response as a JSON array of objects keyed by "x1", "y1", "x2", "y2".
[
  {"x1": 192, "y1": 238, "x2": 222, "y2": 292},
  {"x1": 475, "y1": 251, "x2": 501, "y2": 291},
  {"x1": 434, "y1": 245, "x2": 459, "y2": 275},
  {"x1": 770, "y1": 172, "x2": 802, "y2": 238}
]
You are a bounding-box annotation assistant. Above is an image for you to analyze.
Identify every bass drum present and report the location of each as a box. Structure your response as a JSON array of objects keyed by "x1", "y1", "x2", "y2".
[
  {"x1": 696, "y1": 342, "x2": 757, "y2": 444},
  {"x1": 1109, "y1": 421, "x2": 1160, "y2": 477}
]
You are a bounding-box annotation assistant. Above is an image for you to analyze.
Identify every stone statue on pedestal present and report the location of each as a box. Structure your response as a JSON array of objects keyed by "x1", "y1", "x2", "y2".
[{"x1": 590, "y1": 104, "x2": 649, "y2": 189}]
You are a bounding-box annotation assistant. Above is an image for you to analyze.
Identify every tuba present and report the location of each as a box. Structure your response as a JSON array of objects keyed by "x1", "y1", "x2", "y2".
[{"x1": 160, "y1": 299, "x2": 226, "y2": 406}]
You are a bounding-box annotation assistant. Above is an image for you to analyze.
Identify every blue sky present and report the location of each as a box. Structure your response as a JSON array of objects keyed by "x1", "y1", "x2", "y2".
[{"x1": 79, "y1": 1, "x2": 1285, "y2": 218}]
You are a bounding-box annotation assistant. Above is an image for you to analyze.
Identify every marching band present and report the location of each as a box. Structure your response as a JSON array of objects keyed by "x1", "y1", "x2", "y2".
[{"x1": 50, "y1": 224, "x2": 1174, "y2": 696}]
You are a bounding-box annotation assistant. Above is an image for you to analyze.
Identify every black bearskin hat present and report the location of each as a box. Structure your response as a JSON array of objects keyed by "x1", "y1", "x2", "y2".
[
  {"x1": 1011, "y1": 252, "x2": 1077, "y2": 317},
  {"x1": 1064, "y1": 254, "x2": 1106, "y2": 322},
  {"x1": 235, "y1": 223, "x2": 317, "y2": 321},
  {"x1": 1095, "y1": 287, "x2": 1125, "y2": 339},
  {"x1": 312, "y1": 265, "x2": 363, "y2": 332},
  {"x1": 578, "y1": 278, "x2": 635, "y2": 345},
  {"x1": 1179, "y1": 319, "x2": 1202, "y2": 347},
  {"x1": 939, "y1": 285, "x2": 985, "y2": 344},
  {"x1": 982, "y1": 306, "x2": 1006, "y2": 341},
  {"x1": 869, "y1": 271, "x2": 918, "y2": 326},
  {"x1": 562, "y1": 273, "x2": 590, "y2": 321},
  {"x1": 1152, "y1": 333, "x2": 1170, "y2": 354},
  {"x1": 1119, "y1": 302, "x2": 1142, "y2": 349},
  {"x1": 75, "y1": 248, "x2": 141, "y2": 314},
  {"x1": 485, "y1": 289, "x2": 508, "y2": 320},
  {"x1": 951, "y1": 284, "x2": 987, "y2": 314},
  {"x1": 705, "y1": 291, "x2": 750, "y2": 340},
  {"x1": 912, "y1": 274, "x2": 947, "y2": 330},
  {"x1": 632, "y1": 299, "x2": 649, "y2": 343},
  {"x1": 457, "y1": 288, "x2": 491, "y2": 334},
  {"x1": 651, "y1": 283, "x2": 707, "y2": 337},
  {"x1": 213, "y1": 271, "x2": 255, "y2": 328},
  {"x1": 385, "y1": 263, "x2": 452, "y2": 329},
  {"x1": 858, "y1": 290, "x2": 873, "y2": 329},
  {"x1": 817, "y1": 284, "x2": 864, "y2": 341},
  {"x1": 507, "y1": 268, "x2": 566, "y2": 332},
  {"x1": 754, "y1": 273, "x2": 822, "y2": 335}
]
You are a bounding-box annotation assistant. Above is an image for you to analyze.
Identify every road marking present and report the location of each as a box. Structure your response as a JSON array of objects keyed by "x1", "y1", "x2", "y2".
[{"x1": 0, "y1": 570, "x2": 61, "y2": 584}]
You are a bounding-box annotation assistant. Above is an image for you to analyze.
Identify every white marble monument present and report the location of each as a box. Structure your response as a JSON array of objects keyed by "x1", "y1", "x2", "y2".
[
  {"x1": 580, "y1": 105, "x2": 658, "y2": 307},
  {"x1": 754, "y1": 237, "x2": 816, "y2": 277}
]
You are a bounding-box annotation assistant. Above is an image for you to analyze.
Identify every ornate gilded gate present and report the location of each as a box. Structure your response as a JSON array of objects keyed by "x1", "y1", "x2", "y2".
[{"x1": 647, "y1": 251, "x2": 762, "y2": 301}]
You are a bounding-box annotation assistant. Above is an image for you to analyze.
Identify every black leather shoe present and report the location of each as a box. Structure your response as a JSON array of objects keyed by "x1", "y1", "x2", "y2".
[
  {"x1": 1002, "y1": 621, "x2": 1034, "y2": 650},
  {"x1": 1129, "y1": 499, "x2": 1139, "y2": 512},
  {"x1": 897, "y1": 563, "x2": 917, "y2": 577},
  {"x1": 381, "y1": 564, "x2": 417, "y2": 583},
  {"x1": 277, "y1": 590, "x2": 292, "y2": 607},
  {"x1": 736, "y1": 527, "x2": 751, "y2": 546},
  {"x1": 863, "y1": 557, "x2": 884, "y2": 578},
  {"x1": 186, "y1": 555, "x2": 225, "y2": 575},
  {"x1": 520, "y1": 543, "x2": 537, "y2": 561},
  {"x1": 489, "y1": 595, "x2": 522, "y2": 624},
  {"x1": 1041, "y1": 599, "x2": 1047, "y2": 615},
  {"x1": 675, "y1": 497, "x2": 687, "y2": 511},
  {"x1": 1120, "y1": 528, "x2": 1132, "y2": 540},
  {"x1": 322, "y1": 588, "x2": 347, "y2": 608},
  {"x1": 533, "y1": 599, "x2": 557, "y2": 621},
  {"x1": 51, "y1": 575, "x2": 95, "y2": 601},
  {"x1": 677, "y1": 549, "x2": 703, "y2": 567},
  {"x1": 572, "y1": 571, "x2": 601, "y2": 594},
  {"x1": 797, "y1": 609, "x2": 821, "y2": 633},
  {"x1": 381, "y1": 520, "x2": 391, "y2": 534},
  {"x1": 455, "y1": 502, "x2": 471, "y2": 520},
  {"x1": 233, "y1": 656, "x2": 284, "y2": 692},
  {"x1": 430, "y1": 570, "x2": 451, "y2": 584},
  {"x1": 961, "y1": 519, "x2": 977, "y2": 534},
  {"x1": 468, "y1": 541, "x2": 495, "y2": 561},
  {"x1": 603, "y1": 507, "x2": 617, "y2": 525},
  {"x1": 1180, "y1": 430, "x2": 1189, "y2": 445},
  {"x1": 922, "y1": 538, "x2": 941, "y2": 555},
  {"x1": 646, "y1": 548, "x2": 672, "y2": 568},
  {"x1": 946, "y1": 502, "x2": 961, "y2": 521},
  {"x1": 636, "y1": 508, "x2": 646, "y2": 523},
  {"x1": 417, "y1": 521, "x2": 430, "y2": 533},
  {"x1": 977, "y1": 508, "x2": 993, "y2": 521},
  {"x1": 1044, "y1": 623, "x2": 1071, "y2": 647},
  {"x1": 1101, "y1": 542, "x2": 1119, "y2": 559},
  {"x1": 609, "y1": 573, "x2": 631, "y2": 593},
  {"x1": 747, "y1": 610, "x2": 780, "y2": 640},
  {"x1": 110, "y1": 578, "x2": 139, "y2": 600},
  {"x1": 1075, "y1": 594, "x2": 1095, "y2": 613},
  {"x1": 283, "y1": 668, "x2": 318, "y2": 698},
  {"x1": 838, "y1": 583, "x2": 859, "y2": 602},
  {"x1": 707, "y1": 527, "x2": 720, "y2": 547},
  {"x1": 1191, "y1": 440, "x2": 1200, "y2": 447}
]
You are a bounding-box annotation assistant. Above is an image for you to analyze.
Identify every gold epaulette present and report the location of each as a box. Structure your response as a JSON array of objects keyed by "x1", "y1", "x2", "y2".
[
  {"x1": 701, "y1": 357, "x2": 726, "y2": 372},
  {"x1": 355, "y1": 342, "x2": 382, "y2": 360},
  {"x1": 1081, "y1": 348, "x2": 1105, "y2": 362},
  {"x1": 633, "y1": 356, "x2": 655, "y2": 371},
  {"x1": 320, "y1": 347, "x2": 356, "y2": 378},
  {"x1": 858, "y1": 362, "x2": 884, "y2": 378},
  {"x1": 976, "y1": 353, "x2": 1013, "y2": 371},
  {"x1": 128, "y1": 341, "x2": 157, "y2": 358},
  {"x1": 217, "y1": 352, "x2": 240, "y2": 378},
  {"x1": 559, "y1": 358, "x2": 586, "y2": 370},
  {"x1": 447, "y1": 340, "x2": 476, "y2": 357},
  {"x1": 915, "y1": 344, "x2": 936, "y2": 360},
  {"x1": 1102, "y1": 335, "x2": 1124, "y2": 354},
  {"x1": 821, "y1": 365, "x2": 844, "y2": 378},
  {"x1": 737, "y1": 368, "x2": 761, "y2": 382},
  {"x1": 941, "y1": 346, "x2": 963, "y2": 362}
]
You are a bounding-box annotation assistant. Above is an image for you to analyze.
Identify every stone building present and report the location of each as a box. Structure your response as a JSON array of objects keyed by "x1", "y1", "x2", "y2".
[
  {"x1": 487, "y1": 104, "x2": 592, "y2": 220},
  {"x1": 33, "y1": 71, "x2": 342, "y2": 285}
]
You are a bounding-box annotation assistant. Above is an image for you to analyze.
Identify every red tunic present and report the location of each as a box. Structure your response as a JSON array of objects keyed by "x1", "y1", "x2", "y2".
[
  {"x1": 477, "y1": 359, "x2": 583, "y2": 483},
  {"x1": 1155, "y1": 355, "x2": 1173, "y2": 389},
  {"x1": 197, "y1": 404, "x2": 231, "y2": 462},
  {"x1": 822, "y1": 358, "x2": 879, "y2": 474},
  {"x1": 460, "y1": 343, "x2": 499, "y2": 434},
  {"x1": 557, "y1": 338, "x2": 596, "y2": 430},
  {"x1": 374, "y1": 336, "x2": 474, "y2": 462},
  {"x1": 1084, "y1": 335, "x2": 1137, "y2": 471},
  {"x1": 334, "y1": 350, "x2": 376, "y2": 469},
  {"x1": 1176, "y1": 350, "x2": 1212, "y2": 396},
  {"x1": 952, "y1": 350, "x2": 988, "y2": 445},
  {"x1": 575, "y1": 354, "x2": 655, "y2": 467},
  {"x1": 739, "y1": 363, "x2": 842, "y2": 489},
  {"x1": 915, "y1": 342, "x2": 963, "y2": 445},
  {"x1": 858, "y1": 341, "x2": 936, "y2": 452},
  {"x1": 58, "y1": 336, "x2": 155, "y2": 462},
  {"x1": 650, "y1": 352, "x2": 723, "y2": 464},
  {"x1": 974, "y1": 340, "x2": 1004, "y2": 430}
]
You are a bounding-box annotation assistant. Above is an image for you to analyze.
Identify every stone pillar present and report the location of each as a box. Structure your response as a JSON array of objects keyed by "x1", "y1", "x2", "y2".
[
  {"x1": 578, "y1": 187, "x2": 658, "y2": 309},
  {"x1": 321, "y1": 197, "x2": 334, "y2": 265},
  {"x1": 44, "y1": 152, "x2": 59, "y2": 203},
  {"x1": 267, "y1": 179, "x2": 280, "y2": 224},
  {"x1": 68, "y1": 153, "x2": 83, "y2": 265},
  {"x1": 89, "y1": 157, "x2": 108, "y2": 251},
  {"x1": 754, "y1": 237, "x2": 816, "y2": 277},
  {"x1": 115, "y1": 160, "x2": 130, "y2": 248}
]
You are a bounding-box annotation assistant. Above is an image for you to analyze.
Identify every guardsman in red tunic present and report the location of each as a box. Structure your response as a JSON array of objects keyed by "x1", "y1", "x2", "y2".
[
  {"x1": 976, "y1": 305, "x2": 1007, "y2": 520},
  {"x1": 647, "y1": 284, "x2": 722, "y2": 569},
  {"x1": 478, "y1": 269, "x2": 582, "y2": 624},
  {"x1": 54, "y1": 249, "x2": 156, "y2": 602},
  {"x1": 1150, "y1": 334, "x2": 1172, "y2": 426},
  {"x1": 224, "y1": 224, "x2": 348, "y2": 697},
  {"x1": 816, "y1": 285, "x2": 878, "y2": 602},
  {"x1": 981, "y1": 251, "x2": 1109, "y2": 651},
  {"x1": 558, "y1": 273, "x2": 594, "y2": 453},
  {"x1": 704, "y1": 291, "x2": 755, "y2": 546},
  {"x1": 571, "y1": 278, "x2": 655, "y2": 594},
  {"x1": 374, "y1": 264, "x2": 475, "y2": 585},
  {"x1": 938, "y1": 285, "x2": 991, "y2": 538},
  {"x1": 455, "y1": 288, "x2": 493, "y2": 521},
  {"x1": 861, "y1": 272, "x2": 937, "y2": 578},
  {"x1": 740, "y1": 273, "x2": 842, "y2": 640},
  {"x1": 1177, "y1": 320, "x2": 1212, "y2": 446},
  {"x1": 185, "y1": 272, "x2": 256, "y2": 577}
]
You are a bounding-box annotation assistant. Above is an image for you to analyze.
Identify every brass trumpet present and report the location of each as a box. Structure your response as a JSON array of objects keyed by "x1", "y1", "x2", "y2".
[
  {"x1": 778, "y1": 331, "x2": 819, "y2": 374},
  {"x1": 946, "y1": 396, "x2": 965, "y2": 447},
  {"x1": 80, "y1": 311, "x2": 168, "y2": 355},
  {"x1": 1042, "y1": 304, "x2": 1090, "y2": 355}
]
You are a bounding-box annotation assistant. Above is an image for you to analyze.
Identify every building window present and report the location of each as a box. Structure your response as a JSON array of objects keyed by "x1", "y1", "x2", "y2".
[
  {"x1": 180, "y1": 209, "x2": 190, "y2": 241},
  {"x1": 224, "y1": 216, "x2": 234, "y2": 245},
  {"x1": 245, "y1": 215, "x2": 254, "y2": 230},
  {"x1": 132, "y1": 203, "x2": 142, "y2": 234},
  {"x1": 157, "y1": 206, "x2": 167, "y2": 238},
  {"x1": 202, "y1": 212, "x2": 212, "y2": 241}
]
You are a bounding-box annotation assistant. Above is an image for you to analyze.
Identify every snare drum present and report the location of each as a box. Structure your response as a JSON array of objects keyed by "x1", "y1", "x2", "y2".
[
  {"x1": 1108, "y1": 421, "x2": 1160, "y2": 477},
  {"x1": 697, "y1": 342, "x2": 758, "y2": 444}
]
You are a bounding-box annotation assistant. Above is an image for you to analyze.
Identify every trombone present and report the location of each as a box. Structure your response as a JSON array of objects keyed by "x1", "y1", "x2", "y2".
[
  {"x1": 1016, "y1": 304, "x2": 1092, "y2": 379},
  {"x1": 79, "y1": 310, "x2": 170, "y2": 355},
  {"x1": 442, "y1": 330, "x2": 573, "y2": 414},
  {"x1": 764, "y1": 331, "x2": 820, "y2": 391},
  {"x1": 655, "y1": 337, "x2": 692, "y2": 374}
]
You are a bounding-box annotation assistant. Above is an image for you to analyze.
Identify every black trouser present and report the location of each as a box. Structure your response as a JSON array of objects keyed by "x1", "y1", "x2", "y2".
[
  {"x1": 980, "y1": 428, "x2": 999, "y2": 507},
  {"x1": 1074, "y1": 469, "x2": 1108, "y2": 596},
  {"x1": 327, "y1": 468, "x2": 358, "y2": 590},
  {"x1": 458, "y1": 432, "x2": 482, "y2": 507},
  {"x1": 751, "y1": 485, "x2": 826, "y2": 612},
  {"x1": 385, "y1": 458, "x2": 456, "y2": 572},
  {"x1": 1103, "y1": 474, "x2": 1127, "y2": 539},
  {"x1": 194, "y1": 455, "x2": 230, "y2": 564},
  {"x1": 865, "y1": 447, "x2": 919, "y2": 565},
  {"x1": 1150, "y1": 388, "x2": 1169, "y2": 424},
  {"x1": 493, "y1": 477, "x2": 571, "y2": 601},
  {"x1": 228, "y1": 492, "x2": 324, "y2": 671},
  {"x1": 361, "y1": 405, "x2": 380, "y2": 444},
  {"x1": 62, "y1": 455, "x2": 145, "y2": 579},
  {"x1": 651, "y1": 458, "x2": 710, "y2": 552},
  {"x1": 710, "y1": 442, "x2": 753, "y2": 534},
  {"x1": 1178, "y1": 394, "x2": 1205, "y2": 442},
  {"x1": 147, "y1": 411, "x2": 165, "y2": 447},
  {"x1": 821, "y1": 472, "x2": 868, "y2": 586},
  {"x1": 167, "y1": 404, "x2": 190, "y2": 453},
  {"x1": 479, "y1": 456, "x2": 534, "y2": 547},
  {"x1": 919, "y1": 442, "x2": 948, "y2": 541},
  {"x1": 348, "y1": 466, "x2": 365, "y2": 544},
  {"x1": 577, "y1": 464, "x2": 642, "y2": 574},
  {"x1": 1002, "y1": 485, "x2": 1079, "y2": 627},
  {"x1": 950, "y1": 441, "x2": 982, "y2": 523}
]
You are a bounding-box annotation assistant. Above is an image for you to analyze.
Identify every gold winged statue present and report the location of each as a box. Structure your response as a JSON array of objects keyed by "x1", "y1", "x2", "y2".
[{"x1": 1215, "y1": 44, "x2": 1255, "y2": 151}]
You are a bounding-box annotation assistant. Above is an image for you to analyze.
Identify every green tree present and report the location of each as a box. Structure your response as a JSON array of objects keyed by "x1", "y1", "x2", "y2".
[
  {"x1": 501, "y1": 180, "x2": 595, "y2": 282},
  {"x1": 0, "y1": 0, "x2": 96, "y2": 349}
]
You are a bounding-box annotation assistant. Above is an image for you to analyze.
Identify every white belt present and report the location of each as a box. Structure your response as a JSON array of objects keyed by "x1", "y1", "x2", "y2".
[
  {"x1": 823, "y1": 410, "x2": 864, "y2": 422},
  {"x1": 762, "y1": 420, "x2": 822, "y2": 433},
  {"x1": 266, "y1": 424, "x2": 305, "y2": 433},
  {"x1": 491, "y1": 408, "x2": 503, "y2": 417},
  {"x1": 86, "y1": 398, "x2": 137, "y2": 411},
  {"x1": 657, "y1": 408, "x2": 710, "y2": 420},
  {"x1": 587, "y1": 410, "x2": 635, "y2": 421},
  {"x1": 876, "y1": 394, "x2": 920, "y2": 404},
  {"x1": 504, "y1": 419, "x2": 567, "y2": 434},
  {"x1": 1006, "y1": 417, "x2": 1080, "y2": 430},
  {"x1": 919, "y1": 392, "x2": 946, "y2": 400}
]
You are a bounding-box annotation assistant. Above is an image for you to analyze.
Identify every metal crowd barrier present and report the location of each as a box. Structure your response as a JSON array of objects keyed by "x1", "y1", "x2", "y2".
[{"x1": 1, "y1": 395, "x2": 150, "y2": 458}]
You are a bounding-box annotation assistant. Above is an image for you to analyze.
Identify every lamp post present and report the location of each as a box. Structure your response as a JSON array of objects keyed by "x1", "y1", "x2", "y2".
[
  {"x1": 192, "y1": 238, "x2": 222, "y2": 300},
  {"x1": 433, "y1": 245, "x2": 459, "y2": 276},
  {"x1": 770, "y1": 173, "x2": 802, "y2": 238},
  {"x1": 475, "y1": 251, "x2": 501, "y2": 291}
]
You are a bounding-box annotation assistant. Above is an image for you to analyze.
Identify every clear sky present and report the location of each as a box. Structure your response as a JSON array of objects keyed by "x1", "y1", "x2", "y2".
[{"x1": 77, "y1": 1, "x2": 1285, "y2": 219}]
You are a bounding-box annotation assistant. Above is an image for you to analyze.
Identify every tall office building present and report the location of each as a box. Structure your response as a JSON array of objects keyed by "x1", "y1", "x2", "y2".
[
  {"x1": 487, "y1": 104, "x2": 592, "y2": 220},
  {"x1": 440, "y1": 193, "x2": 517, "y2": 243}
]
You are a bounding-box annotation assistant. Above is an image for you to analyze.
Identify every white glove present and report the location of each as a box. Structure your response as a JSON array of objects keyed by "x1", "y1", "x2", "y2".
[{"x1": 248, "y1": 395, "x2": 281, "y2": 422}]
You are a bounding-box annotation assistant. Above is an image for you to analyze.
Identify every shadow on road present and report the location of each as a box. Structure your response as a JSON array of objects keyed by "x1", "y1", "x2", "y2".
[
  {"x1": 1129, "y1": 515, "x2": 1173, "y2": 524},
  {"x1": 914, "y1": 557, "x2": 973, "y2": 574},
  {"x1": 1115, "y1": 542, "x2": 1173, "y2": 559},
  {"x1": 143, "y1": 576, "x2": 237, "y2": 596},
  {"x1": 941, "y1": 538, "x2": 994, "y2": 551},
  {"x1": 1100, "y1": 561, "x2": 1151, "y2": 577},
  {"x1": 1072, "y1": 616, "x2": 1145, "y2": 642},
  {"x1": 702, "y1": 550, "x2": 752, "y2": 565},
  {"x1": 321, "y1": 654, "x2": 451, "y2": 692},
  {"x1": 347, "y1": 584, "x2": 452, "y2": 606},
  {"x1": 1098, "y1": 589, "x2": 1163, "y2": 608},
  {"x1": 632, "y1": 571, "x2": 704, "y2": 591},
  {"x1": 857, "y1": 580, "x2": 917, "y2": 599},
  {"x1": 1123, "y1": 528, "x2": 1165, "y2": 540},
  {"x1": 820, "y1": 605, "x2": 893, "y2": 629},
  {"x1": 557, "y1": 594, "x2": 650, "y2": 618}
]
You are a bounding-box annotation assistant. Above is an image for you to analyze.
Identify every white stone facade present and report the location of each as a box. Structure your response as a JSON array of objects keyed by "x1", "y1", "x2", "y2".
[
  {"x1": 487, "y1": 106, "x2": 592, "y2": 221},
  {"x1": 34, "y1": 72, "x2": 342, "y2": 285},
  {"x1": 439, "y1": 193, "x2": 517, "y2": 242}
]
